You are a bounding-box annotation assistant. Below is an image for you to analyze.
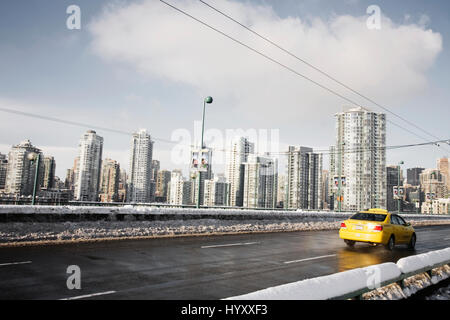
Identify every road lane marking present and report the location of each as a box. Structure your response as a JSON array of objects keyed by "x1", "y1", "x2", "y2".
[
  {"x1": 0, "y1": 261, "x2": 32, "y2": 267},
  {"x1": 283, "y1": 254, "x2": 336, "y2": 265},
  {"x1": 60, "y1": 291, "x2": 116, "y2": 300},
  {"x1": 201, "y1": 242, "x2": 259, "y2": 249},
  {"x1": 444, "y1": 237, "x2": 450, "y2": 240}
]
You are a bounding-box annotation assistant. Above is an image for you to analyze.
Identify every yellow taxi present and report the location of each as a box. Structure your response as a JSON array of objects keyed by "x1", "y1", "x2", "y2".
[{"x1": 339, "y1": 209, "x2": 416, "y2": 250}]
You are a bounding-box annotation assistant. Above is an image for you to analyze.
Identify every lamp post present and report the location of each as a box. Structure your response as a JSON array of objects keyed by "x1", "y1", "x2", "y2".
[
  {"x1": 197, "y1": 96, "x2": 213, "y2": 209},
  {"x1": 397, "y1": 160, "x2": 404, "y2": 214},
  {"x1": 27, "y1": 152, "x2": 41, "y2": 206}
]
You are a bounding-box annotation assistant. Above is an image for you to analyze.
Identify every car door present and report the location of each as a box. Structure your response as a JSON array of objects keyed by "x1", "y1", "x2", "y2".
[
  {"x1": 390, "y1": 215, "x2": 404, "y2": 243},
  {"x1": 396, "y1": 215, "x2": 412, "y2": 243}
]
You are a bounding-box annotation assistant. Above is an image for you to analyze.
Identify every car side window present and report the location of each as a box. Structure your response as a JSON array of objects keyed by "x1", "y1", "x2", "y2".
[
  {"x1": 390, "y1": 215, "x2": 399, "y2": 225},
  {"x1": 397, "y1": 216, "x2": 407, "y2": 226}
]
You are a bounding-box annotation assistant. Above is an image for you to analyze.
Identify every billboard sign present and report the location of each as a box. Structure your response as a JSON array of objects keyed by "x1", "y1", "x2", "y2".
[
  {"x1": 191, "y1": 149, "x2": 211, "y2": 173},
  {"x1": 334, "y1": 177, "x2": 346, "y2": 187}
]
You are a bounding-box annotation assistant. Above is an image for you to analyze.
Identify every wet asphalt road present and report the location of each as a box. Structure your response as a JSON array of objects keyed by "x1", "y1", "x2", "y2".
[{"x1": 0, "y1": 225, "x2": 450, "y2": 300}]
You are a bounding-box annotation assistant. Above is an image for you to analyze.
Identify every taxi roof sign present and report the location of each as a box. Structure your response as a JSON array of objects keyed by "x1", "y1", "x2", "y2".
[{"x1": 363, "y1": 208, "x2": 389, "y2": 214}]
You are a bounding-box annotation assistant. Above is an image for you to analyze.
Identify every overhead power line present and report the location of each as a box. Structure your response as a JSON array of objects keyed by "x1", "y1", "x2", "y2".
[
  {"x1": 1, "y1": 106, "x2": 447, "y2": 159},
  {"x1": 160, "y1": 0, "x2": 449, "y2": 152},
  {"x1": 0, "y1": 106, "x2": 185, "y2": 147},
  {"x1": 199, "y1": 0, "x2": 447, "y2": 145}
]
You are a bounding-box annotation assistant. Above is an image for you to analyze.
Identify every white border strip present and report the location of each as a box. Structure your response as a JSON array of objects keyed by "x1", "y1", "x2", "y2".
[
  {"x1": 201, "y1": 242, "x2": 259, "y2": 249},
  {"x1": 284, "y1": 254, "x2": 336, "y2": 264},
  {"x1": 0, "y1": 261, "x2": 32, "y2": 267},
  {"x1": 60, "y1": 290, "x2": 116, "y2": 300}
]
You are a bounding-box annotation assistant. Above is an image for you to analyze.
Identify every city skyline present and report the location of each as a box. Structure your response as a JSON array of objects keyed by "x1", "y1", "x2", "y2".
[
  {"x1": 0, "y1": 0, "x2": 449, "y2": 179},
  {"x1": 2, "y1": 0, "x2": 450, "y2": 305},
  {"x1": 0, "y1": 124, "x2": 448, "y2": 213}
]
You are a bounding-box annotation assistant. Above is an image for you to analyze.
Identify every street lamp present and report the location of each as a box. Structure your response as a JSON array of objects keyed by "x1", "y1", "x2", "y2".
[
  {"x1": 397, "y1": 160, "x2": 404, "y2": 214},
  {"x1": 27, "y1": 152, "x2": 41, "y2": 206},
  {"x1": 201, "y1": 96, "x2": 213, "y2": 149},
  {"x1": 197, "y1": 96, "x2": 213, "y2": 209}
]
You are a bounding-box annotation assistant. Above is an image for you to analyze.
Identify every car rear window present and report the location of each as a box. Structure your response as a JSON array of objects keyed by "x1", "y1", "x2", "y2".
[{"x1": 350, "y1": 212, "x2": 387, "y2": 222}]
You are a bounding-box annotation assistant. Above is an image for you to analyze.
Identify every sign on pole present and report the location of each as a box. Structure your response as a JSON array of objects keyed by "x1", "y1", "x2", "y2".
[{"x1": 191, "y1": 149, "x2": 211, "y2": 174}]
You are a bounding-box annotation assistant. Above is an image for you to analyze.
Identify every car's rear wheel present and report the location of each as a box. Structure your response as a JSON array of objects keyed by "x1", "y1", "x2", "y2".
[
  {"x1": 385, "y1": 235, "x2": 395, "y2": 251},
  {"x1": 408, "y1": 233, "x2": 416, "y2": 250},
  {"x1": 344, "y1": 240, "x2": 355, "y2": 247}
]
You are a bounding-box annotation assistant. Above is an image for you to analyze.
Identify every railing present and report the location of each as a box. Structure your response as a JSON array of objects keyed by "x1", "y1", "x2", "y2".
[
  {"x1": 0, "y1": 199, "x2": 308, "y2": 211},
  {"x1": 226, "y1": 247, "x2": 450, "y2": 300},
  {"x1": 336, "y1": 256, "x2": 450, "y2": 300}
]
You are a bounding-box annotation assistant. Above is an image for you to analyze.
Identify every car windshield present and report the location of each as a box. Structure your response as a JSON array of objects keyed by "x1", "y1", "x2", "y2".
[{"x1": 350, "y1": 212, "x2": 387, "y2": 222}]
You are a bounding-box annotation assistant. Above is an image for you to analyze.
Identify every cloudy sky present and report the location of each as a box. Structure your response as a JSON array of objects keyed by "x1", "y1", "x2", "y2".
[{"x1": 0, "y1": 0, "x2": 449, "y2": 178}]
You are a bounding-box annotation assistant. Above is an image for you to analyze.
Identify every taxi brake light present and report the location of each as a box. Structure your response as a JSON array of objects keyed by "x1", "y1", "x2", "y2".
[{"x1": 373, "y1": 225, "x2": 383, "y2": 232}]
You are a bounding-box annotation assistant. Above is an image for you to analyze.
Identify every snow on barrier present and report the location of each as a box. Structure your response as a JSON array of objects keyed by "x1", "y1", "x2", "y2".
[
  {"x1": 0, "y1": 205, "x2": 356, "y2": 222},
  {"x1": 397, "y1": 248, "x2": 450, "y2": 274},
  {"x1": 226, "y1": 248, "x2": 450, "y2": 300},
  {"x1": 1, "y1": 205, "x2": 449, "y2": 222}
]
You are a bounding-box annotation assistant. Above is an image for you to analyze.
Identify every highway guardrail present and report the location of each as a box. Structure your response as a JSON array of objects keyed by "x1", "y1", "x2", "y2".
[{"x1": 225, "y1": 247, "x2": 450, "y2": 300}]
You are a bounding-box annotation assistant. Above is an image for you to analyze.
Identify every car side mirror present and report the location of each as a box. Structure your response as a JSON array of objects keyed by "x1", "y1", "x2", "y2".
[{"x1": 405, "y1": 223, "x2": 411, "y2": 227}]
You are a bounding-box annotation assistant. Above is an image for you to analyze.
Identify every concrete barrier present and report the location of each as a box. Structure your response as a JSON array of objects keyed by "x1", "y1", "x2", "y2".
[
  {"x1": 226, "y1": 247, "x2": 450, "y2": 300},
  {"x1": 1, "y1": 205, "x2": 449, "y2": 223}
]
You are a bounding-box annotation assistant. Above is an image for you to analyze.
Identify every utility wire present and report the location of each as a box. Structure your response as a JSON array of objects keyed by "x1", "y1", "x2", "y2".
[
  {"x1": 2, "y1": 3, "x2": 442, "y2": 160},
  {"x1": 1, "y1": 106, "x2": 447, "y2": 159},
  {"x1": 161, "y1": 0, "x2": 448, "y2": 152},
  {"x1": 0, "y1": 106, "x2": 190, "y2": 147},
  {"x1": 199, "y1": 0, "x2": 448, "y2": 146}
]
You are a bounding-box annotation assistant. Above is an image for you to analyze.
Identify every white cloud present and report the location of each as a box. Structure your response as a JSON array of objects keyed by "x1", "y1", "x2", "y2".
[{"x1": 88, "y1": 0, "x2": 442, "y2": 128}]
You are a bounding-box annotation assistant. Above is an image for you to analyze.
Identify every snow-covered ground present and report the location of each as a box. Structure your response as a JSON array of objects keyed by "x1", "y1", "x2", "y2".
[
  {"x1": 0, "y1": 219, "x2": 343, "y2": 244},
  {"x1": 1, "y1": 204, "x2": 450, "y2": 220}
]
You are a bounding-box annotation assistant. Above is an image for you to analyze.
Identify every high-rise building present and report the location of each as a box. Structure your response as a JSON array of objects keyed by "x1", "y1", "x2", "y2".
[
  {"x1": 0, "y1": 153, "x2": 7, "y2": 190},
  {"x1": 74, "y1": 130, "x2": 103, "y2": 202},
  {"x1": 321, "y1": 170, "x2": 329, "y2": 210},
  {"x1": 168, "y1": 170, "x2": 193, "y2": 205},
  {"x1": 151, "y1": 160, "x2": 160, "y2": 181},
  {"x1": 286, "y1": 146, "x2": 323, "y2": 210},
  {"x1": 407, "y1": 167, "x2": 424, "y2": 186},
  {"x1": 422, "y1": 198, "x2": 450, "y2": 215},
  {"x1": 243, "y1": 155, "x2": 278, "y2": 208},
  {"x1": 5, "y1": 140, "x2": 44, "y2": 196},
  {"x1": 156, "y1": 170, "x2": 171, "y2": 202},
  {"x1": 328, "y1": 146, "x2": 336, "y2": 210},
  {"x1": 65, "y1": 169, "x2": 74, "y2": 190},
  {"x1": 118, "y1": 169, "x2": 127, "y2": 203},
  {"x1": 204, "y1": 175, "x2": 230, "y2": 207},
  {"x1": 99, "y1": 159, "x2": 120, "y2": 202},
  {"x1": 42, "y1": 156, "x2": 56, "y2": 190},
  {"x1": 420, "y1": 169, "x2": 447, "y2": 201},
  {"x1": 330, "y1": 107, "x2": 387, "y2": 211},
  {"x1": 150, "y1": 159, "x2": 160, "y2": 202},
  {"x1": 225, "y1": 137, "x2": 255, "y2": 207},
  {"x1": 437, "y1": 158, "x2": 449, "y2": 196},
  {"x1": 276, "y1": 174, "x2": 287, "y2": 208},
  {"x1": 386, "y1": 165, "x2": 404, "y2": 212},
  {"x1": 127, "y1": 129, "x2": 154, "y2": 203}
]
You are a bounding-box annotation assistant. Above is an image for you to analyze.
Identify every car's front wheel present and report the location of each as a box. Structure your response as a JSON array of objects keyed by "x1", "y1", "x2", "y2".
[
  {"x1": 384, "y1": 235, "x2": 395, "y2": 251},
  {"x1": 408, "y1": 233, "x2": 416, "y2": 250}
]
